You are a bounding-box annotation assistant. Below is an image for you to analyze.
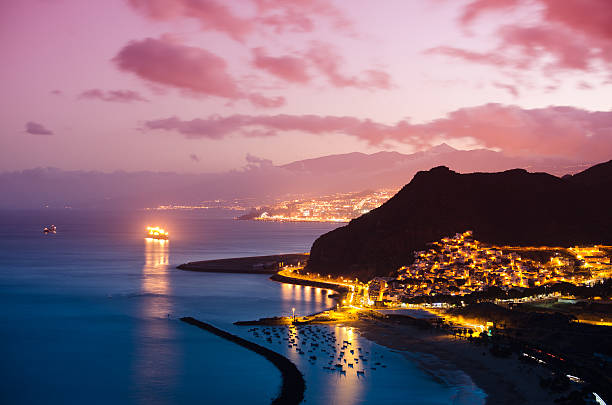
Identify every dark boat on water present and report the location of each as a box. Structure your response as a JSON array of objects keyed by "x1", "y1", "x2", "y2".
[{"x1": 43, "y1": 225, "x2": 57, "y2": 234}]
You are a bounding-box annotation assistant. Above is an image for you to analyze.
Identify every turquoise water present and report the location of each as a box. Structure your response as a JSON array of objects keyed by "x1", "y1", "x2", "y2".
[{"x1": 0, "y1": 210, "x2": 484, "y2": 404}]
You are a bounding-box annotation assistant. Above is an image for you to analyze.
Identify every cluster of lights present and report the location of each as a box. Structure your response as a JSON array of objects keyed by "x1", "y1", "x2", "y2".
[
  {"x1": 251, "y1": 189, "x2": 397, "y2": 223},
  {"x1": 146, "y1": 226, "x2": 169, "y2": 240},
  {"x1": 280, "y1": 232, "x2": 611, "y2": 311}
]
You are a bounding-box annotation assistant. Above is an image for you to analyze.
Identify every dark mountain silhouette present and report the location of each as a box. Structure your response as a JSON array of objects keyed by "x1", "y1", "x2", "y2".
[{"x1": 306, "y1": 160, "x2": 612, "y2": 280}]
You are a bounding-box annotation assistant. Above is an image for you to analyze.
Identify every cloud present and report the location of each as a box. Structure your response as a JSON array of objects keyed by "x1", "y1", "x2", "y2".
[
  {"x1": 114, "y1": 37, "x2": 241, "y2": 98},
  {"x1": 425, "y1": 46, "x2": 517, "y2": 68},
  {"x1": 251, "y1": 43, "x2": 391, "y2": 89},
  {"x1": 144, "y1": 104, "x2": 612, "y2": 161},
  {"x1": 461, "y1": 0, "x2": 612, "y2": 43},
  {"x1": 248, "y1": 93, "x2": 286, "y2": 108},
  {"x1": 306, "y1": 42, "x2": 392, "y2": 89},
  {"x1": 126, "y1": 0, "x2": 352, "y2": 41},
  {"x1": 459, "y1": 0, "x2": 521, "y2": 25},
  {"x1": 127, "y1": 0, "x2": 252, "y2": 42},
  {"x1": 252, "y1": 47, "x2": 310, "y2": 83},
  {"x1": 245, "y1": 153, "x2": 273, "y2": 169},
  {"x1": 50, "y1": 90, "x2": 63, "y2": 96},
  {"x1": 78, "y1": 89, "x2": 148, "y2": 102},
  {"x1": 430, "y1": 0, "x2": 612, "y2": 80},
  {"x1": 189, "y1": 153, "x2": 200, "y2": 162},
  {"x1": 113, "y1": 37, "x2": 284, "y2": 108},
  {"x1": 25, "y1": 121, "x2": 54, "y2": 135},
  {"x1": 493, "y1": 82, "x2": 519, "y2": 97}
]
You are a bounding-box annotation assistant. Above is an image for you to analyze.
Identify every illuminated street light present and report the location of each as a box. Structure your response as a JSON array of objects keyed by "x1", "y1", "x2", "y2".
[{"x1": 292, "y1": 307, "x2": 295, "y2": 321}]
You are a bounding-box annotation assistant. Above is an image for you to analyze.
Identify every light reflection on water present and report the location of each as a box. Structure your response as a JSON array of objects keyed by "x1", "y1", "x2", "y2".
[
  {"x1": 242, "y1": 287, "x2": 486, "y2": 405},
  {"x1": 280, "y1": 283, "x2": 335, "y2": 318},
  {"x1": 0, "y1": 210, "x2": 484, "y2": 404},
  {"x1": 134, "y1": 238, "x2": 176, "y2": 404}
]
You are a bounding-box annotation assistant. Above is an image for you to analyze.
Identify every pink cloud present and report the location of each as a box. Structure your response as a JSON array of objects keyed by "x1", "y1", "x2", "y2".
[
  {"x1": 247, "y1": 93, "x2": 286, "y2": 108},
  {"x1": 499, "y1": 25, "x2": 593, "y2": 71},
  {"x1": 144, "y1": 104, "x2": 612, "y2": 161},
  {"x1": 459, "y1": 0, "x2": 521, "y2": 25},
  {"x1": 127, "y1": 0, "x2": 352, "y2": 41},
  {"x1": 251, "y1": 44, "x2": 391, "y2": 90},
  {"x1": 254, "y1": 0, "x2": 353, "y2": 34},
  {"x1": 305, "y1": 42, "x2": 391, "y2": 89},
  {"x1": 425, "y1": 46, "x2": 515, "y2": 68},
  {"x1": 252, "y1": 47, "x2": 310, "y2": 83},
  {"x1": 127, "y1": 0, "x2": 252, "y2": 42},
  {"x1": 541, "y1": 0, "x2": 612, "y2": 41},
  {"x1": 433, "y1": 0, "x2": 612, "y2": 78},
  {"x1": 113, "y1": 37, "x2": 284, "y2": 108},
  {"x1": 78, "y1": 89, "x2": 148, "y2": 103},
  {"x1": 463, "y1": 0, "x2": 612, "y2": 42},
  {"x1": 113, "y1": 37, "x2": 241, "y2": 98},
  {"x1": 25, "y1": 121, "x2": 53, "y2": 135},
  {"x1": 492, "y1": 82, "x2": 519, "y2": 97}
]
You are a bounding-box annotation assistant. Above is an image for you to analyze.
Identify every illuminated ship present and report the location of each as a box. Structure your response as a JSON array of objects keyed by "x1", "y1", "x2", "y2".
[
  {"x1": 43, "y1": 225, "x2": 57, "y2": 234},
  {"x1": 146, "y1": 226, "x2": 169, "y2": 240}
]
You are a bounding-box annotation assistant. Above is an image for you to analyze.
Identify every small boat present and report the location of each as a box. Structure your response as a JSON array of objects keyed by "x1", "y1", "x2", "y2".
[{"x1": 43, "y1": 225, "x2": 57, "y2": 234}]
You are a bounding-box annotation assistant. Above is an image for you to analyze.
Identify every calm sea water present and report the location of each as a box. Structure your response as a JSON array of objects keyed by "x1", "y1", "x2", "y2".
[{"x1": 0, "y1": 210, "x2": 484, "y2": 405}]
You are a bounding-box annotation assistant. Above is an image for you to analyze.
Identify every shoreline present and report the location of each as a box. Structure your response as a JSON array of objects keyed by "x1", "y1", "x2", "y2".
[
  {"x1": 269, "y1": 273, "x2": 349, "y2": 294},
  {"x1": 267, "y1": 275, "x2": 557, "y2": 405},
  {"x1": 181, "y1": 317, "x2": 305, "y2": 405},
  {"x1": 180, "y1": 255, "x2": 558, "y2": 404},
  {"x1": 348, "y1": 318, "x2": 556, "y2": 405}
]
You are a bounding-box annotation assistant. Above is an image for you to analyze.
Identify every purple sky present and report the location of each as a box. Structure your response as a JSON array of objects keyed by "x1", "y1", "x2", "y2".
[{"x1": 1, "y1": 0, "x2": 611, "y2": 173}]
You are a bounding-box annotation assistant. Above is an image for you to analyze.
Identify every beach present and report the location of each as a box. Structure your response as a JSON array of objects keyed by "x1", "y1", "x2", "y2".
[
  {"x1": 346, "y1": 318, "x2": 556, "y2": 405},
  {"x1": 241, "y1": 273, "x2": 559, "y2": 405}
]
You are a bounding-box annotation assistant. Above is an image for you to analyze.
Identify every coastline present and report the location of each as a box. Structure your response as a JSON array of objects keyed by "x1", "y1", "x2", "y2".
[
  {"x1": 269, "y1": 273, "x2": 349, "y2": 294},
  {"x1": 348, "y1": 319, "x2": 556, "y2": 405},
  {"x1": 179, "y1": 254, "x2": 558, "y2": 404},
  {"x1": 266, "y1": 274, "x2": 557, "y2": 405}
]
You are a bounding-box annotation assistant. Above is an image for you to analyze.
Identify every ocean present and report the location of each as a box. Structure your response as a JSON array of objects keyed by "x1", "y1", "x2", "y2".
[{"x1": 0, "y1": 210, "x2": 484, "y2": 405}]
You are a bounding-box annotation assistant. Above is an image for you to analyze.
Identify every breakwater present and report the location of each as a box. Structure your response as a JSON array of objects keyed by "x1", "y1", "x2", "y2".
[
  {"x1": 269, "y1": 273, "x2": 349, "y2": 294},
  {"x1": 180, "y1": 317, "x2": 305, "y2": 405},
  {"x1": 178, "y1": 254, "x2": 309, "y2": 274}
]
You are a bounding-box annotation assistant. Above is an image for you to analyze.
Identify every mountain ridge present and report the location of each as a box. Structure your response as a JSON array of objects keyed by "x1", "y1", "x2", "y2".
[
  {"x1": 0, "y1": 145, "x2": 594, "y2": 209},
  {"x1": 306, "y1": 160, "x2": 612, "y2": 280}
]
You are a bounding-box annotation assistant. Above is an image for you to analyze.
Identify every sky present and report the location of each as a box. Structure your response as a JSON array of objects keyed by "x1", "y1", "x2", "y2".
[{"x1": 1, "y1": 0, "x2": 611, "y2": 173}]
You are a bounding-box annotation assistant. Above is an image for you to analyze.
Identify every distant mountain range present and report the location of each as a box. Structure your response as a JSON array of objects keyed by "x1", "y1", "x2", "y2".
[
  {"x1": 306, "y1": 159, "x2": 612, "y2": 280},
  {"x1": 0, "y1": 145, "x2": 594, "y2": 209}
]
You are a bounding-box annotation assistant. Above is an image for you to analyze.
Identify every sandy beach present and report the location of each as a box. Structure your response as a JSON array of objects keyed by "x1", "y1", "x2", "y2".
[
  {"x1": 257, "y1": 273, "x2": 560, "y2": 404},
  {"x1": 342, "y1": 318, "x2": 557, "y2": 405}
]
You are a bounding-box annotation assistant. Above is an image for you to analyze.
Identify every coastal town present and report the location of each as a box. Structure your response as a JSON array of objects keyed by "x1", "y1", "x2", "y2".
[
  {"x1": 262, "y1": 232, "x2": 612, "y2": 404},
  {"x1": 148, "y1": 189, "x2": 397, "y2": 223},
  {"x1": 280, "y1": 231, "x2": 612, "y2": 310},
  {"x1": 238, "y1": 189, "x2": 397, "y2": 223}
]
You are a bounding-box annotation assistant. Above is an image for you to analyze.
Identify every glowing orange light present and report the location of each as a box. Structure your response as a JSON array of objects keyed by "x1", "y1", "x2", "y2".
[{"x1": 146, "y1": 226, "x2": 169, "y2": 240}]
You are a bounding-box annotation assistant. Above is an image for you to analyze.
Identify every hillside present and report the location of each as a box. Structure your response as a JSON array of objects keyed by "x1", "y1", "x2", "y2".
[{"x1": 306, "y1": 160, "x2": 612, "y2": 279}]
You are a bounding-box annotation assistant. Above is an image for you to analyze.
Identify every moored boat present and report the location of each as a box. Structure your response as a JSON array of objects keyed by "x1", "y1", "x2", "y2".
[{"x1": 43, "y1": 225, "x2": 57, "y2": 234}]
